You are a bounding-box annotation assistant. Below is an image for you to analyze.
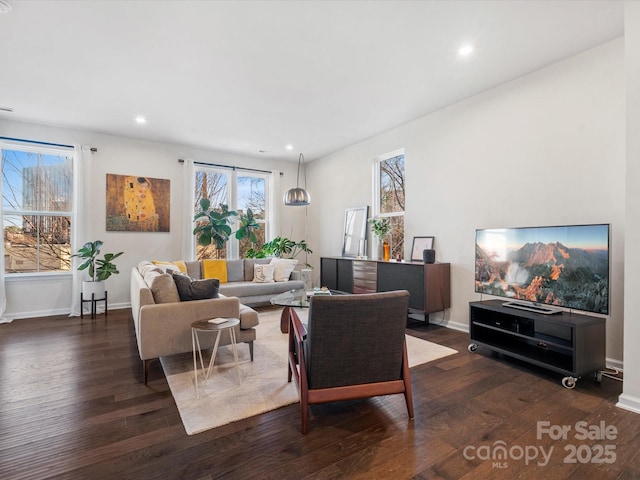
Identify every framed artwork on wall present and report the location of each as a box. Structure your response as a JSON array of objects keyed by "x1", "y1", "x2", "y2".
[
  {"x1": 106, "y1": 174, "x2": 170, "y2": 232},
  {"x1": 411, "y1": 236, "x2": 434, "y2": 262}
]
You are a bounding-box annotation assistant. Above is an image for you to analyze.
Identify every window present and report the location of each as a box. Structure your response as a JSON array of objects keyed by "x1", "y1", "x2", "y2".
[
  {"x1": 1, "y1": 143, "x2": 73, "y2": 274},
  {"x1": 194, "y1": 166, "x2": 269, "y2": 260},
  {"x1": 374, "y1": 150, "x2": 405, "y2": 258}
]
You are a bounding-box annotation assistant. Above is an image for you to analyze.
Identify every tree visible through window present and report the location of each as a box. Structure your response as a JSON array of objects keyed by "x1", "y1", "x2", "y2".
[
  {"x1": 1, "y1": 145, "x2": 73, "y2": 274},
  {"x1": 194, "y1": 167, "x2": 268, "y2": 260},
  {"x1": 376, "y1": 152, "x2": 405, "y2": 258}
]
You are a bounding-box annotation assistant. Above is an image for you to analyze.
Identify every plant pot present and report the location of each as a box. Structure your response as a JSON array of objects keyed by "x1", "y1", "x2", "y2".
[{"x1": 82, "y1": 280, "x2": 105, "y2": 299}]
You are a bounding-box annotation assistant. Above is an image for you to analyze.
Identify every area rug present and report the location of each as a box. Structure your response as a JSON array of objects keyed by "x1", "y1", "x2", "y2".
[{"x1": 160, "y1": 309, "x2": 458, "y2": 435}]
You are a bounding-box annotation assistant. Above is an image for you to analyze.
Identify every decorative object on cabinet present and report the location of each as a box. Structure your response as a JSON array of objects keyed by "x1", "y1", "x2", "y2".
[
  {"x1": 368, "y1": 217, "x2": 391, "y2": 261},
  {"x1": 342, "y1": 206, "x2": 369, "y2": 258},
  {"x1": 411, "y1": 236, "x2": 434, "y2": 262}
]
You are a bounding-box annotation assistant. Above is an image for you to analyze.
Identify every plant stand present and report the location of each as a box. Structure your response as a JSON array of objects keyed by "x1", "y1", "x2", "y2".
[{"x1": 80, "y1": 291, "x2": 108, "y2": 319}]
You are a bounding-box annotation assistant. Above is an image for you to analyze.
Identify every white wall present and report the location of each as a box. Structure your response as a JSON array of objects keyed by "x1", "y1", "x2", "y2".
[
  {"x1": 618, "y1": 1, "x2": 640, "y2": 414},
  {"x1": 307, "y1": 38, "x2": 625, "y2": 365},
  {"x1": 0, "y1": 120, "x2": 306, "y2": 319}
]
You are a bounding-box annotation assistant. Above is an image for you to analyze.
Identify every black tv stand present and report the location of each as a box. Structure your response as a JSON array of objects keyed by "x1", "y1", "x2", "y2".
[{"x1": 469, "y1": 300, "x2": 605, "y2": 389}]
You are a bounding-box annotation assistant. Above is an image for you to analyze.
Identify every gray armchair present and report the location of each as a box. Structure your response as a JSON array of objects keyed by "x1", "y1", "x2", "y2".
[{"x1": 287, "y1": 290, "x2": 414, "y2": 433}]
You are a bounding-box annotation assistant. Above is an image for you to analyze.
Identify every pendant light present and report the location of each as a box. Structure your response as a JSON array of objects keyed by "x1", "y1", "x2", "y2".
[{"x1": 283, "y1": 153, "x2": 311, "y2": 206}]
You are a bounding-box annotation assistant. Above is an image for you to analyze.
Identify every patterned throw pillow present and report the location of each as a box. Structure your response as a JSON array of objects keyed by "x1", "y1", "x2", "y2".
[
  {"x1": 270, "y1": 258, "x2": 298, "y2": 282},
  {"x1": 172, "y1": 273, "x2": 220, "y2": 301},
  {"x1": 253, "y1": 264, "x2": 275, "y2": 283}
]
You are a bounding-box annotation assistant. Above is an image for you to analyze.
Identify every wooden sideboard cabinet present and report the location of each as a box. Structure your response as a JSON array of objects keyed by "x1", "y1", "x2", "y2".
[{"x1": 320, "y1": 257, "x2": 451, "y2": 322}]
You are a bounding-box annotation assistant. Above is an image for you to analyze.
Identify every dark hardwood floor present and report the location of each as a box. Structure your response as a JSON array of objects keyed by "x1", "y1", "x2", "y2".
[{"x1": 0, "y1": 307, "x2": 638, "y2": 480}]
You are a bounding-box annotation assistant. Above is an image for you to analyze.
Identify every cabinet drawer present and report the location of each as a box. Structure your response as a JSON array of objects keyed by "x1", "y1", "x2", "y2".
[{"x1": 353, "y1": 261, "x2": 377, "y2": 294}]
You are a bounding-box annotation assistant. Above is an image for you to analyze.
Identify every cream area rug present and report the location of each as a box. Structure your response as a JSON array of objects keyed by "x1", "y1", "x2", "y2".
[{"x1": 160, "y1": 308, "x2": 458, "y2": 435}]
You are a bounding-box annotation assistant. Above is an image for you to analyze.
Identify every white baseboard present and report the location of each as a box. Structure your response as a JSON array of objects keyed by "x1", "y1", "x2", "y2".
[
  {"x1": 3, "y1": 302, "x2": 131, "y2": 322},
  {"x1": 617, "y1": 394, "x2": 640, "y2": 415},
  {"x1": 443, "y1": 320, "x2": 469, "y2": 333},
  {"x1": 605, "y1": 357, "x2": 623, "y2": 372}
]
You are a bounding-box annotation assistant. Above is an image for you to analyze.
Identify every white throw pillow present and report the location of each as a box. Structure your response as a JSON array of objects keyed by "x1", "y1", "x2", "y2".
[
  {"x1": 270, "y1": 258, "x2": 298, "y2": 282},
  {"x1": 253, "y1": 264, "x2": 275, "y2": 283}
]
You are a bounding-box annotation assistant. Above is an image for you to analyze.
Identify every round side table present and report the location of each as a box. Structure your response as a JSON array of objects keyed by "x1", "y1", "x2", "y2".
[{"x1": 191, "y1": 317, "x2": 241, "y2": 398}]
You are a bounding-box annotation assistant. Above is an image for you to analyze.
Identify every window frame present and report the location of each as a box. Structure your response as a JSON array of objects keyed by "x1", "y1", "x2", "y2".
[
  {"x1": 373, "y1": 148, "x2": 405, "y2": 258},
  {"x1": 193, "y1": 165, "x2": 271, "y2": 260},
  {"x1": 1, "y1": 141, "x2": 74, "y2": 277}
]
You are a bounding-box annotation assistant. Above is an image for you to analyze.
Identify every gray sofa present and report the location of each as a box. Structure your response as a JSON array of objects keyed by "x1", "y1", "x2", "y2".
[{"x1": 183, "y1": 258, "x2": 305, "y2": 307}]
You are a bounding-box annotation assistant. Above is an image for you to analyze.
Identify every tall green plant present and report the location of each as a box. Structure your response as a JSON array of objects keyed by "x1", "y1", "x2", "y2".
[
  {"x1": 235, "y1": 208, "x2": 260, "y2": 245},
  {"x1": 72, "y1": 240, "x2": 123, "y2": 282},
  {"x1": 193, "y1": 199, "x2": 238, "y2": 249}
]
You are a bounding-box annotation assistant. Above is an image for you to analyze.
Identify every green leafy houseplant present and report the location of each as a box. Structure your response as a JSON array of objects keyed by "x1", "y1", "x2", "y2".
[
  {"x1": 235, "y1": 208, "x2": 260, "y2": 245},
  {"x1": 193, "y1": 199, "x2": 239, "y2": 249},
  {"x1": 368, "y1": 217, "x2": 391, "y2": 241},
  {"x1": 246, "y1": 236, "x2": 313, "y2": 267},
  {"x1": 73, "y1": 240, "x2": 124, "y2": 281}
]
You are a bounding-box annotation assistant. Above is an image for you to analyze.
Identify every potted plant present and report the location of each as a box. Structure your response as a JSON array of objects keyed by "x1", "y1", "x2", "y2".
[
  {"x1": 73, "y1": 240, "x2": 123, "y2": 297},
  {"x1": 193, "y1": 199, "x2": 239, "y2": 257},
  {"x1": 246, "y1": 236, "x2": 313, "y2": 268},
  {"x1": 368, "y1": 217, "x2": 391, "y2": 261}
]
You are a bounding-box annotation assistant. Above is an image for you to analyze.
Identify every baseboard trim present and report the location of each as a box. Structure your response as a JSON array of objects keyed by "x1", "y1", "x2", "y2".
[
  {"x1": 442, "y1": 320, "x2": 469, "y2": 333},
  {"x1": 3, "y1": 302, "x2": 131, "y2": 322},
  {"x1": 617, "y1": 393, "x2": 640, "y2": 415}
]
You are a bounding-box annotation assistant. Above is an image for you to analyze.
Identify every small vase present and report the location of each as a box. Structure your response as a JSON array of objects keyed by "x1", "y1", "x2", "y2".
[{"x1": 383, "y1": 241, "x2": 391, "y2": 262}]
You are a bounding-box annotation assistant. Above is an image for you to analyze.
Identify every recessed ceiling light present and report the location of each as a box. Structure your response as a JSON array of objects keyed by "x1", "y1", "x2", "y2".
[
  {"x1": 135, "y1": 115, "x2": 147, "y2": 124},
  {"x1": 0, "y1": 1, "x2": 12, "y2": 14},
  {"x1": 458, "y1": 44, "x2": 474, "y2": 57},
  {"x1": 285, "y1": 145, "x2": 294, "y2": 150}
]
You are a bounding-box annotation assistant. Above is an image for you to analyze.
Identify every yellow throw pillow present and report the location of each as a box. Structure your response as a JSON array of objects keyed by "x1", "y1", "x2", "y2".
[
  {"x1": 152, "y1": 260, "x2": 187, "y2": 273},
  {"x1": 202, "y1": 259, "x2": 228, "y2": 283}
]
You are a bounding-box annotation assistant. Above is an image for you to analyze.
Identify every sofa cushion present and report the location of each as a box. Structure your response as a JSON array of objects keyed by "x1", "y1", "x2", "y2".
[
  {"x1": 243, "y1": 258, "x2": 270, "y2": 281},
  {"x1": 226, "y1": 259, "x2": 244, "y2": 282},
  {"x1": 145, "y1": 271, "x2": 181, "y2": 304},
  {"x1": 253, "y1": 263, "x2": 275, "y2": 283},
  {"x1": 270, "y1": 258, "x2": 298, "y2": 282},
  {"x1": 220, "y1": 280, "x2": 299, "y2": 298},
  {"x1": 152, "y1": 260, "x2": 187, "y2": 273},
  {"x1": 185, "y1": 261, "x2": 202, "y2": 279},
  {"x1": 138, "y1": 261, "x2": 163, "y2": 277},
  {"x1": 202, "y1": 259, "x2": 228, "y2": 283},
  {"x1": 172, "y1": 273, "x2": 220, "y2": 301}
]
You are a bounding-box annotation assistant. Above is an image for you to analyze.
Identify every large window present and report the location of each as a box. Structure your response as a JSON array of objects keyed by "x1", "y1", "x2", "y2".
[
  {"x1": 374, "y1": 150, "x2": 405, "y2": 258},
  {"x1": 194, "y1": 166, "x2": 269, "y2": 260},
  {"x1": 1, "y1": 143, "x2": 73, "y2": 274}
]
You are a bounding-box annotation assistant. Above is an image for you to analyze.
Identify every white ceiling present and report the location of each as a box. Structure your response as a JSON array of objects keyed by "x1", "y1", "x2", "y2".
[{"x1": 0, "y1": 0, "x2": 624, "y2": 162}]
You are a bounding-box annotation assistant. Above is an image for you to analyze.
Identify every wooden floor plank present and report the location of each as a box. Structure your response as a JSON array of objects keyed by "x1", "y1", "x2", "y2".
[{"x1": 0, "y1": 307, "x2": 636, "y2": 479}]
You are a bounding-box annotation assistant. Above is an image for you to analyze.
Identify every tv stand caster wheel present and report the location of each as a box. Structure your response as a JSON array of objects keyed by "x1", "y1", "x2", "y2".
[
  {"x1": 468, "y1": 343, "x2": 478, "y2": 353},
  {"x1": 562, "y1": 376, "x2": 577, "y2": 389}
]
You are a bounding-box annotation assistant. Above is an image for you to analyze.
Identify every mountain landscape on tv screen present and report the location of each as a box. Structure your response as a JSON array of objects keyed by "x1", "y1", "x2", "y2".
[{"x1": 475, "y1": 241, "x2": 609, "y2": 314}]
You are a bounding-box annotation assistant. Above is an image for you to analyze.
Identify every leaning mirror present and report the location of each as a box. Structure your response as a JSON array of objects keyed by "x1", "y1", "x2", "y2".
[{"x1": 342, "y1": 206, "x2": 369, "y2": 257}]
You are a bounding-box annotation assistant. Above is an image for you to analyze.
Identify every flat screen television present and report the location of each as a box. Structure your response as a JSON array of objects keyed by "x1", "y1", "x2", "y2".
[{"x1": 475, "y1": 224, "x2": 609, "y2": 315}]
